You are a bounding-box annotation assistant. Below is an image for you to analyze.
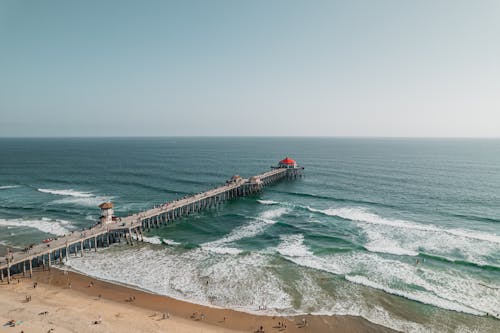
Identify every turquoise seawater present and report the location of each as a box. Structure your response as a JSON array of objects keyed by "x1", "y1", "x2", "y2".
[{"x1": 0, "y1": 138, "x2": 499, "y2": 332}]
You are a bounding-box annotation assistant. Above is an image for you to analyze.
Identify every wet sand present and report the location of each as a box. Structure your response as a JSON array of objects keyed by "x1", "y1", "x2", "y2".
[{"x1": 0, "y1": 268, "x2": 398, "y2": 333}]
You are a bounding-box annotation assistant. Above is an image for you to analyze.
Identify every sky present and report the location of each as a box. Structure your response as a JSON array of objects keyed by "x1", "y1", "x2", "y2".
[{"x1": 0, "y1": 0, "x2": 499, "y2": 137}]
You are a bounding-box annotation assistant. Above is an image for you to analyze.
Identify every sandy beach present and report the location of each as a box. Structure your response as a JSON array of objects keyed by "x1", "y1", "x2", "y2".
[{"x1": 0, "y1": 268, "x2": 398, "y2": 333}]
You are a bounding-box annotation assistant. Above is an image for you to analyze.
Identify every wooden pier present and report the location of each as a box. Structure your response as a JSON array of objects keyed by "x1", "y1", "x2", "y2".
[{"x1": 0, "y1": 158, "x2": 303, "y2": 283}]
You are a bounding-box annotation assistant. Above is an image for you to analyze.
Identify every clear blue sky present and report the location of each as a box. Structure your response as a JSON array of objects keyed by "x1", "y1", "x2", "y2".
[{"x1": 1, "y1": 0, "x2": 499, "y2": 137}]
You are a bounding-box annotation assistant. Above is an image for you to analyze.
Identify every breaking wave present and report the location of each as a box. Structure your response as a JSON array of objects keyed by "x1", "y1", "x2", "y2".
[
  {"x1": 276, "y1": 234, "x2": 499, "y2": 318},
  {"x1": 257, "y1": 199, "x2": 279, "y2": 205},
  {"x1": 0, "y1": 217, "x2": 72, "y2": 236},
  {"x1": 162, "y1": 239, "x2": 181, "y2": 246},
  {"x1": 0, "y1": 185, "x2": 20, "y2": 190},
  {"x1": 308, "y1": 206, "x2": 500, "y2": 244},
  {"x1": 38, "y1": 188, "x2": 112, "y2": 207},
  {"x1": 201, "y1": 207, "x2": 288, "y2": 250},
  {"x1": 38, "y1": 188, "x2": 94, "y2": 197}
]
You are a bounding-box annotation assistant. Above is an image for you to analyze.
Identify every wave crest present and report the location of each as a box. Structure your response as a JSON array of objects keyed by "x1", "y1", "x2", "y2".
[
  {"x1": 38, "y1": 188, "x2": 94, "y2": 198},
  {"x1": 309, "y1": 206, "x2": 500, "y2": 244},
  {"x1": 257, "y1": 200, "x2": 279, "y2": 205},
  {"x1": 0, "y1": 217, "x2": 72, "y2": 236},
  {"x1": 0, "y1": 185, "x2": 19, "y2": 190},
  {"x1": 201, "y1": 207, "x2": 288, "y2": 252}
]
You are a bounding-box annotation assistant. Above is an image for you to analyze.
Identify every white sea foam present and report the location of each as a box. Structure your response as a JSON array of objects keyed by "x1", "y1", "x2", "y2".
[
  {"x1": 363, "y1": 228, "x2": 420, "y2": 256},
  {"x1": 258, "y1": 207, "x2": 288, "y2": 223},
  {"x1": 38, "y1": 187, "x2": 113, "y2": 207},
  {"x1": 257, "y1": 199, "x2": 279, "y2": 205},
  {"x1": 0, "y1": 185, "x2": 19, "y2": 190},
  {"x1": 64, "y1": 246, "x2": 292, "y2": 313},
  {"x1": 38, "y1": 188, "x2": 94, "y2": 197},
  {"x1": 277, "y1": 234, "x2": 314, "y2": 258},
  {"x1": 275, "y1": 233, "x2": 500, "y2": 317},
  {"x1": 0, "y1": 217, "x2": 72, "y2": 236},
  {"x1": 310, "y1": 206, "x2": 500, "y2": 244},
  {"x1": 50, "y1": 196, "x2": 112, "y2": 207},
  {"x1": 346, "y1": 275, "x2": 482, "y2": 316},
  {"x1": 202, "y1": 207, "x2": 288, "y2": 249},
  {"x1": 62, "y1": 233, "x2": 498, "y2": 333},
  {"x1": 307, "y1": 206, "x2": 500, "y2": 267},
  {"x1": 162, "y1": 239, "x2": 181, "y2": 246},
  {"x1": 130, "y1": 235, "x2": 163, "y2": 245},
  {"x1": 61, "y1": 242, "x2": 428, "y2": 333},
  {"x1": 201, "y1": 246, "x2": 243, "y2": 255}
]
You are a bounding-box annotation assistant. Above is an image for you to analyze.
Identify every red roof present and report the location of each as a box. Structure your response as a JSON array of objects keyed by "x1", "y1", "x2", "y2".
[{"x1": 280, "y1": 157, "x2": 296, "y2": 165}]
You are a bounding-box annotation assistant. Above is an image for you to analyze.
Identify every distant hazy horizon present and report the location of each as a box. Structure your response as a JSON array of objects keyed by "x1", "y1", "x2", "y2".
[
  {"x1": 1, "y1": 136, "x2": 500, "y2": 139},
  {"x1": 1, "y1": 0, "x2": 500, "y2": 137}
]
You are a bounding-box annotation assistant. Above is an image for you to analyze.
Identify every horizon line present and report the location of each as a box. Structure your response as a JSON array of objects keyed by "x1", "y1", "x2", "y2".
[{"x1": 0, "y1": 135, "x2": 499, "y2": 140}]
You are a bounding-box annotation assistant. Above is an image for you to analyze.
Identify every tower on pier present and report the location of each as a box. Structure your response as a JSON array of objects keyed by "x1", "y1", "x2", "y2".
[
  {"x1": 99, "y1": 202, "x2": 114, "y2": 224},
  {"x1": 273, "y1": 156, "x2": 304, "y2": 177}
]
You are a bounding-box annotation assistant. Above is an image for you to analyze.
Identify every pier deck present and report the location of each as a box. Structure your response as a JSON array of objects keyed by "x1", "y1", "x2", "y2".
[{"x1": 0, "y1": 164, "x2": 302, "y2": 282}]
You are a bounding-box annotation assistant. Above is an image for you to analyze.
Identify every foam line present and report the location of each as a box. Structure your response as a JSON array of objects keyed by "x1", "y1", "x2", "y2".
[
  {"x1": 0, "y1": 185, "x2": 19, "y2": 190},
  {"x1": 309, "y1": 206, "x2": 500, "y2": 244},
  {"x1": 257, "y1": 200, "x2": 279, "y2": 205},
  {"x1": 202, "y1": 207, "x2": 288, "y2": 249},
  {"x1": 0, "y1": 217, "x2": 72, "y2": 236},
  {"x1": 38, "y1": 188, "x2": 94, "y2": 198},
  {"x1": 275, "y1": 234, "x2": 500, "y2": 317},
  {"x1": 162, "y1": 239, "x2": 181, "y2": 246}
]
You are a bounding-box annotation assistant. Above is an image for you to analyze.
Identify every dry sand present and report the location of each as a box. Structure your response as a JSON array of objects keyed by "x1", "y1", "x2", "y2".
[{"x1": 0, "y1": 268, "x2": 398, "y2": 333}]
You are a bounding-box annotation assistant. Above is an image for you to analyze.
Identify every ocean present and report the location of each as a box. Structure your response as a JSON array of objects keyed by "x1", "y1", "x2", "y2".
[{"x1": 0, "y1": 137, "x2": 499, "y2": 332}]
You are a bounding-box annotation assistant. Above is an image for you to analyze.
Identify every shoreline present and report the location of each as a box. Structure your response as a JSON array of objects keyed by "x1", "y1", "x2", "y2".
[{"x1": 1, "y1": 267, "x2": 399, "y2": 333}]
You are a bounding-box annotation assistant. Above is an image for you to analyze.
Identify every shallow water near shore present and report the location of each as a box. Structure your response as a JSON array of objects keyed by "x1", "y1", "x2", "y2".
[{"x1": 1, "y1": 137, "x2": 499, "y2": 332}]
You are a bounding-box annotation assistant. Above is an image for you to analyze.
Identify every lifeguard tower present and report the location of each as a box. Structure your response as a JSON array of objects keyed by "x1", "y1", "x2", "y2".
[{"x1": 99, "y1": 202, "x2": 114, "y2": 224}]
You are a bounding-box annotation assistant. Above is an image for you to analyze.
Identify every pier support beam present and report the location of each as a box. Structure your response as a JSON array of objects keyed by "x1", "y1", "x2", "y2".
[
  {"x1": 139, "y1": 227, "x2": 144, "y2": 242},
  {"x1": 128, "y1": 229, "x2": 134, "y2": 245},
  {"x1": 80, "y1": 241, "x2": 84, "y2": 257},
  {"x1": 29, "y1": 259, "x2": 32, "y2": 278}
]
